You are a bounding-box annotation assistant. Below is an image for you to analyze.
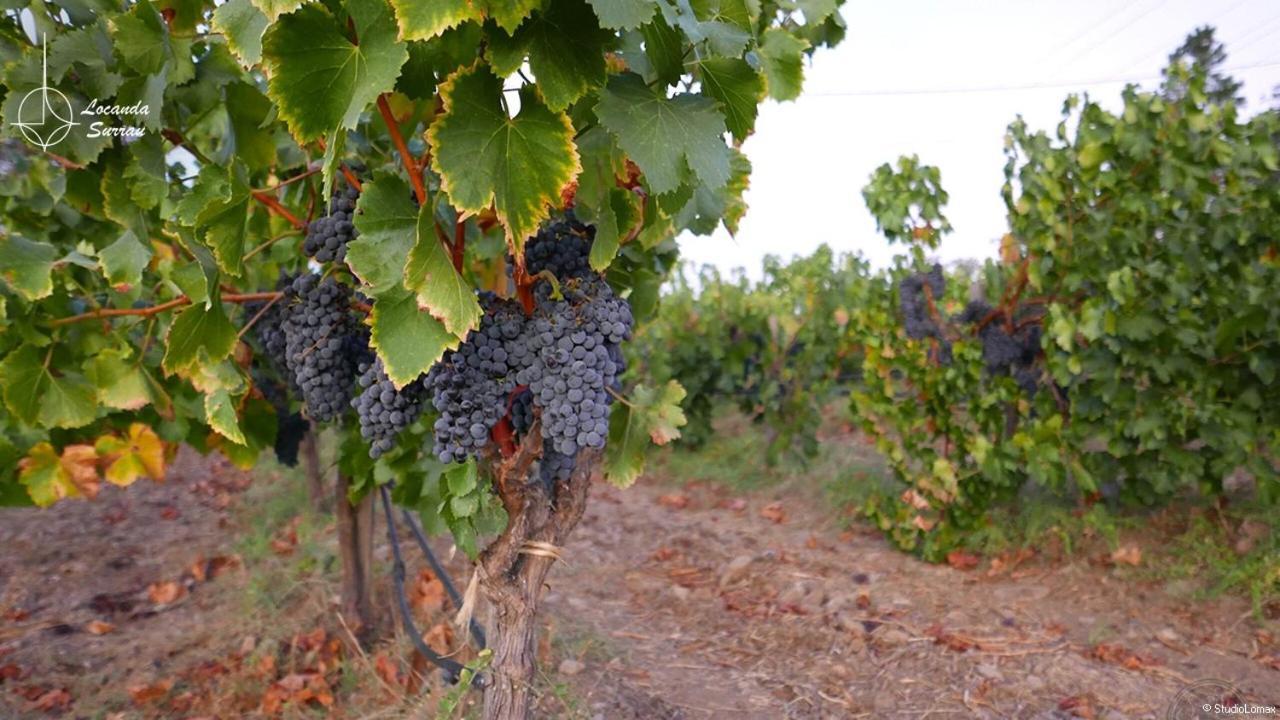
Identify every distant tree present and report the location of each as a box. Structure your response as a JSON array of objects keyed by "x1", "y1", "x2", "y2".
[{"x1": 1163, "y1": 26, "x2": 1244, "y2": 106}]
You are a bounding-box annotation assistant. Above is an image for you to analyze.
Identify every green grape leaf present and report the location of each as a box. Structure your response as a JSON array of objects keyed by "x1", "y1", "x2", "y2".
[
  {"x1": 445, "y1": 460, "x2": 478, "y2": 495},
  {"x1": 404, "y1": 203, "x2": 482, "y2": 338},
  {"x1": 109, "y1": 0, "x2": 170, "y2": 75},
  {"x1": 114, "y1": 71, "x2": 166, "y2": 132},
  {"x1": 192, "y1": 165, "x2": 254, "y2": 277},
  {"x1": 595, "y1": 73, "x2": 731, "y2": 194},
  {"x1": 697, "y1": 57, "x2": 763, "y2": 141},
  {"x1": 450, "y1": 492, "x2": 479, "y2": 517},
  {"x1": 588, "y1": 188, "x2": 640, "y2": 270},
  {"x1": 428, "y1": 63, "x2": 580, "y2": 251},
  {"x1": 250, "y1": 0, "x2": 302, "y2": 21},
  {"x1": 488, "y1": 0, "x2": 612, "y2": 112},
  {"x1": 370, "y1": 287, "x2": 460, "y2": 388},
  {"x1": 604, "y1": 380, "x2": 686, "y2": 487},
  {"x1": 390, "y1": 0, "x2": 480, "y2": 42},
  {"x1": 170, "y1": 262, "x2": 210, "y2": 307},
  {"x1": 86, "y1": 349, "x2": 152, "y2": 411},
  {"x1": 659, "y1": 0, "x2": 749, "y2": 57},
  {"x1": 161, "y1": 301, "x2": 238, "y2": 376},
  {"x1": 124, "y1": 134, "x2": 168, "y2": 209},
  {"x1": 204, "y1": 388, "x2": 246, "y2": 444},
  {"x1": 348, "y1": 173, "x2": 418, "y2": 294},
  {"x1": 223, "y1": 82, "x2": 277, "y2": 171},
  {"x1": 758, "y1": 27, "x2": 808, "y2": 101},
  {"x1": 175, "y1": 164, "x2": 232, "y2": 226},
  {"x1": 0, "y1": 347, "x2": 98, "y2": 429},
  {"x1": 0, "y1": 236, "x2": 58, "y2": 300},
  {"x1": 588, "y1": 0, "x2": 655, "y2": 29},
  {"x1": 98, "y1": 230, "x2": 152, "y2": 291},
  {"x1": 640, "y1": 12, "x2": 683, "y2": 86},
  {"x1": 789, "y1": 0, "x2": 837, "y2": 25},
  {"x1": 262, "y1": 0, "x2": 407, "y2": 142},
  {"x1": 212, "y1": 0, "x2": 268, "y2": 66}
]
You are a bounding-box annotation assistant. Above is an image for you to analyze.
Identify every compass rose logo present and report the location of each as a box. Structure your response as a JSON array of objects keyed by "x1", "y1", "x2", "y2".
[{"x1": 12, "y1": 35, "x2": 80, "y2": 151}]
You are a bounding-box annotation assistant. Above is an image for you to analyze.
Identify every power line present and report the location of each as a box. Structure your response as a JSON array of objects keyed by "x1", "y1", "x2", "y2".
[
  {"x1": 1229, "y1": 16, "x2": 1280, "y2": 59},
  {"x1": 1117, "y1": 0, "x2": 1257, "y2": 75},
  {"x1": 807, "y1": 60, "x2": 1280, "y2": 98},
  {"x1": 1050, "y1": 0, "x2": 1169, "y2": 78},
  {"x1": 1034, "y1": 4, "x2": 1137, "y2": 69}
]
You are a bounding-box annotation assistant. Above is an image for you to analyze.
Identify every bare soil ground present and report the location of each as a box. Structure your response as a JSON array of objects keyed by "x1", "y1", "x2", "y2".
[{"x1": 0, "y1": 446, "x2": 1277, "y2": 719}]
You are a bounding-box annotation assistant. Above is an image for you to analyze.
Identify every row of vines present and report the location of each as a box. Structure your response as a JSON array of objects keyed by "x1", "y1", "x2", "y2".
[{"x1": 638, "y1": 40, "x2": 1279, "y2": 561}]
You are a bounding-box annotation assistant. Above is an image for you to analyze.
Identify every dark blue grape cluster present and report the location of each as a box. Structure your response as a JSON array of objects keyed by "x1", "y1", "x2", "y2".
[
  {"x1": 247, "y1": 272, "x2": 297, "y2": 376},
  {"x1": 522, "y1": 215, "x2": 594, "y2": 282},
  {"x1": 510, "y1": 387, "x2": 535, "y2": 437},
  {"x1": 898, "y1": 264, "x2": 946, "y2": 341},
  {"x1": 282, "y1": 274, "x2": 361, "y2": 422},
  {"x1": 352, "y1": 359, "x2": 426, "y2": 459},
  {"x1": 252, "y1": 368, "x2": 309, "y2": 467},
  {"x1": 414, "y1": 219, "x2": 633, "y2": 488},
  {"x1": 303, "y1": 185, "x2": 360, "y2": 263},
  {"x1": 516, "y1": 275, "x2": 631, "y2": 482},
  {"x1": 954, "y1": 299, "x2": 1044, "y2": 393},
  {"x1": 425, "y1": 296, "x2": 526, "y2": 464}
]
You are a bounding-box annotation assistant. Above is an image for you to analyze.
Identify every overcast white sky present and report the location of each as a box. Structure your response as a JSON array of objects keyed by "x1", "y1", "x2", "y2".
[{"x1": 677, "y1": 0, "x2": 1280, "y2": 275}]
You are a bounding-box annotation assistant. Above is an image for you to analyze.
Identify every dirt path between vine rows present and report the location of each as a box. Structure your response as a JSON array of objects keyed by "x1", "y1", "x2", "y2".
[
  {"x1": 0, "y1": 448, "x2": 1277, "y2": 719},
  {"x1": 543, "y1": 478, "x2": 1280, "y2": 719}
]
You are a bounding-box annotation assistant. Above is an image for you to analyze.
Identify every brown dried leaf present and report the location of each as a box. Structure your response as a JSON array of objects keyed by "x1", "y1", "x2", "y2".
[
  {"x1": 423, "y1": 622, "x2": 454, "y2": 655},
  {"x1": 128, "y1": 679, "x2": 174, "y2": 705},
  {"x1": 373, "y1": 652, "x2": 402, "y2": 690},
  {"x1": 27, "y1": 687, "x2": 72, "y2": 712},
  {"x1": 656, "y1": 493, "x2": 689, "y2": 510},
  {"x1": 946, "y1": 550, "x2": 980, "y2": 571},
  {"x1": 409, "y1": 570, "x2": 445, "y2": 613},
  {"x1": 759, "y1": 501, "x2": 787, "y2": 524},
  {"x1": 147, "y1": 580, "x2": 185, "y2": 605},
  {"x1": 1110, "y1": 544, "x2": 1142, "y2": 566},
  {"x1": 85, "y1": 620, "x2": 115, "y2": 635}
]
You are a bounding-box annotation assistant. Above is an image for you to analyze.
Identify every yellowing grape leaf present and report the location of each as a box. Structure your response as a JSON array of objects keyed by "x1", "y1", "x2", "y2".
[
  {"x1": 428, "y1": 63, "x2": 580, "y2": 254},
  {"x1": 0, "y1": 237, "x2": 58, "y2": 301},
  {"x1": 18, "y1": 443, "x2": 100, "y2": 507},
  {"x1": 212, "y1": 0, "x2": 269, "y2": 66},
  {"x1": 757, "y1": 27, "x2": 808, "y2": 101},
  {"x1": 95, "y1": 424, "x2": 166, "y2": 486},
  {"x1": 603, "y1": 380, "x2": 686, "y2": 488},
  {"x1": 403, "y1": 205, "x2": 481, "y2": 339},
  {"x1": 390, "y1": 0, "x2": 480, "y2": 41},
  {"x1": 204, "y1": 389, "x2": 246, "y2": 445}
]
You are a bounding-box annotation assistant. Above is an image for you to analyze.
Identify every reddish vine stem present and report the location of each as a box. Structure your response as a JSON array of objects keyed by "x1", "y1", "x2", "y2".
[
  {"x1": 51, "y1": 292, "x2": 281, "y2": 326},
  {"x1": 377, "y1": 94, "x2": 426, "y2": 206},
  {"x1": 340, "y1": 165, "x2": 363, "y2": 192},
  {"x1": 255, "y1": 167, "x2": 320, "y2": 193},
  {"x1": 512, "y1": 262, "x2": 536, "y2": 315},
  {"x1": 251, "y1": 191, "x2": 307, "y2": 230}
]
